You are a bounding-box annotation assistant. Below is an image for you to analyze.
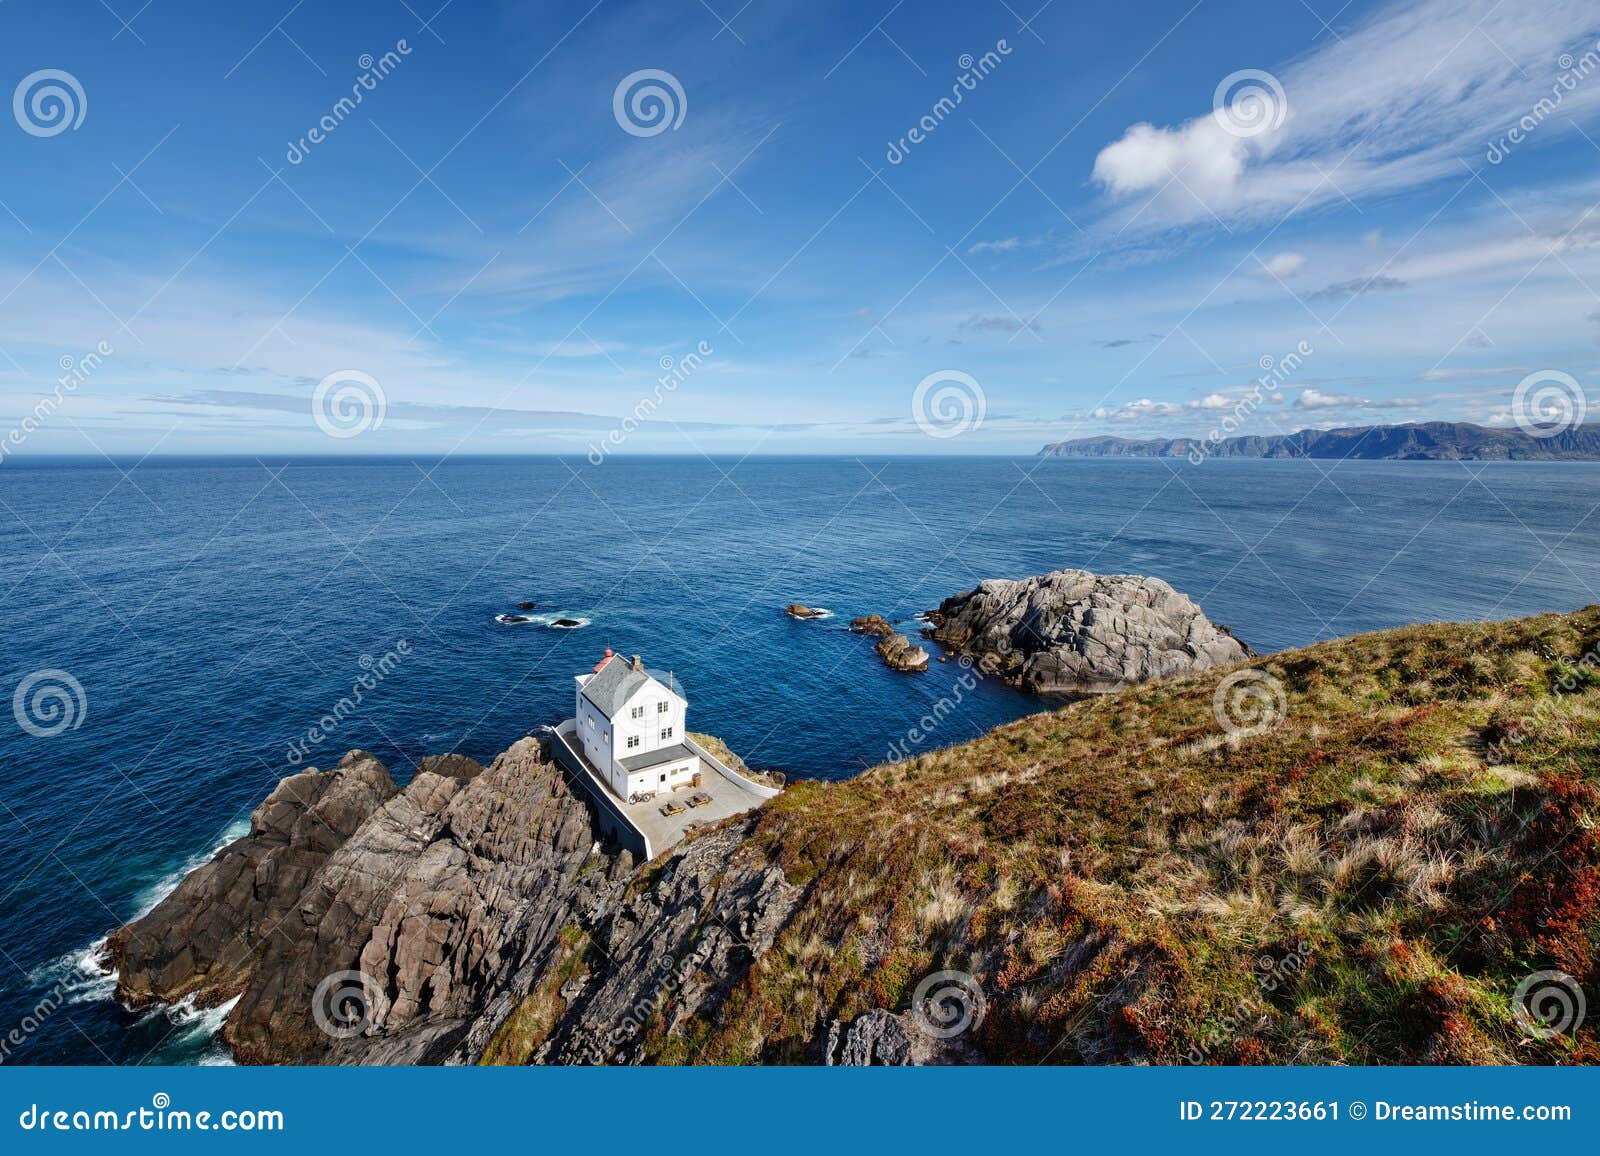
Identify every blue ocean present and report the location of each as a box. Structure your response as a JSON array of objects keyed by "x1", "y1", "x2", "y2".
[{"x1": 2, "y1": 455, "x2": 1598, "y2": 1065}]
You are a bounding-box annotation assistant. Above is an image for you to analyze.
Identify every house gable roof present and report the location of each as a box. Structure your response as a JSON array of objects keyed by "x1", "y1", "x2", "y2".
[
  {"x1": 580, "y1": 655, "x2": 646, "y2": 718},
  {"x1": 580, "y1": 655, "x2": 686, "y2": 719}
]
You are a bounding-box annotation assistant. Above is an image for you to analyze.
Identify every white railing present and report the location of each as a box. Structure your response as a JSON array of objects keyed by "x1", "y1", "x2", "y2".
[{"x1": 684, "y1": 736, "x2": 782, "y2": 799}]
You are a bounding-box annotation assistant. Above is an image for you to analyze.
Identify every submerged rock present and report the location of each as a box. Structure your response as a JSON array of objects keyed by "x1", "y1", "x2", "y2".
[{"x1": 927, "y1": 568, "x2": 1249, "y2": 694}]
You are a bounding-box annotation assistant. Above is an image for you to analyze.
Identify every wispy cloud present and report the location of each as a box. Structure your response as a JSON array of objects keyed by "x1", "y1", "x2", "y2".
[
  {"x1": 959, "y1": 313, "x2": 1040, "y2": 334},
  {"x1": 1306, "y1": 273, "x2": 1408, "y2": 302},
  {"x1": 1090, "y1": 0, "x2": 1600, "y2": 237}
]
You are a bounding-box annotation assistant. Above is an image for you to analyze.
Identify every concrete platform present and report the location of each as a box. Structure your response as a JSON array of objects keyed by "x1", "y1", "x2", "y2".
[{"x1": 549, "y1": 720, "x2": 777, "y2": 860}]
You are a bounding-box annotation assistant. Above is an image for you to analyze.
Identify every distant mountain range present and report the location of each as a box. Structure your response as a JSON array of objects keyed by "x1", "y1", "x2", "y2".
[{"x1": 1037, "y1": 421, "x2": 1600, "y2": 461}]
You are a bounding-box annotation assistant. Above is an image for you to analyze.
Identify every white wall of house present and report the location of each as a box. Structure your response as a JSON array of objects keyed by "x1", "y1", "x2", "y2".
[
  {"x1": 613, "y1": 686, "x2": 686, "y2": 759},
  {"x1": 574, "y1": 682, "x2": 620, "y2": 793},
  {"x1": 574, "y1": 665, "x2": 695, "y2": 801},
  {"x1": 626, "y1": 756, "x2": 698, "y2": 800}
]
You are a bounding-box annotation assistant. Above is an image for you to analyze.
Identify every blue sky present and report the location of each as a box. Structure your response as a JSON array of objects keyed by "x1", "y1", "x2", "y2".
[{"x1": 2, "y1": 0, "x2": 1599, "y2": 454}]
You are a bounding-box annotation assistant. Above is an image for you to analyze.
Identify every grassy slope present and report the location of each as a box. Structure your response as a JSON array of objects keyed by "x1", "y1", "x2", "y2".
[{"x1": 653, "y1": 607, "x2": 1600, "y2": 1064}]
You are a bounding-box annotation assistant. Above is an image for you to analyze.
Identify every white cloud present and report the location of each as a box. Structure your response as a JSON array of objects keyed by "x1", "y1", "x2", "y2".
[
  {"x1": 968, "y1": 237, "x2": 1022, "y2": 254},
  {"x1": 1296, "y1": 387, "x2": 1370, "y2": 409},
  {"x1": 1092, "y1": 391, "x2": 1258, "y2": 420},
  {"x1": 1256, "y1": 251, "x2": 1307, "y2": 278},
  {"x1": 1090, "y1": 0, "x2": 1600, "y2": 235},
  {"x1": 1091, "y1": 117, "x2": 1251, "y2": 205}
]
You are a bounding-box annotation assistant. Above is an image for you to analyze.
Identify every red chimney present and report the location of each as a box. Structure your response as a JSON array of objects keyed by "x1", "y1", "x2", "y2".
[{"x1": 592, "y1": 647, "x2": 613, "y2": 673}]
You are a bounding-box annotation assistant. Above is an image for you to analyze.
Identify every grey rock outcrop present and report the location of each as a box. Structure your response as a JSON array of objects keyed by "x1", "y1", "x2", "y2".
[
  {"x1": 848, "y1": 614, "x2": 894, "y2": 637},
  {"x1": 109, "y1": 740, "x2": 630, "y2": 1064},
  {"x1": 826, "y1": 1010, "x2": 914, "y2": 1065},
  {"x1": 876, "y1": 631, "x2": 930, "y2": 672},
  {"x1": 927, "y1": 568, "x2": 1249, "y2": 694},
  {"x1": 106, "y1": 750, "x2": 398, "y2": 1010},
  {"x1": 534, "y1": 819, "x2": 800, "y2": 1065}
]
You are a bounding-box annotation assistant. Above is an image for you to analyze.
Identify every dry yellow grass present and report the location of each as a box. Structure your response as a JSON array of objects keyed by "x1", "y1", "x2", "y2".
[{"x1": 650, "y1": 606, "x2": 1600, "y2": 1064}]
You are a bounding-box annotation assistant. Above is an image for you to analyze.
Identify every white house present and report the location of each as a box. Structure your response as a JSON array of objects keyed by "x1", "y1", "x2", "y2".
[{"x1": 572, "y1": 649, "x2": 699, "y2": 802}]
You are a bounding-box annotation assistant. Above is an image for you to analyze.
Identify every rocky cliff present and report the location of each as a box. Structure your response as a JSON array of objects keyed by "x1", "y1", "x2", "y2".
[
  {"x1": 108, "y1": 742, "x2": 628, "y2": 1064},
  {"x1": 925, "y1": 568, "x2": 1249, "y2": 694},
  {"x1": 1037, "y1": 421, "x2": 1600, "y2": 461},
  {"x1": 103, "y1": 605, "x2": 1600, "y2": 1066}
]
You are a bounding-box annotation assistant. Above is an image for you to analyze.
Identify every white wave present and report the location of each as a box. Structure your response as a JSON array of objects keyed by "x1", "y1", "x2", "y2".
[
  {"x1": 498, "y1": 610, "x2": 590, "y2": 629},
  {"x1": 26, "y1": 935, "x2": 119, "y2": 1006},
  {"x1": 139, "y1": 995, "x2": 240, "y2": 1065},
  {"x1": 167, "y1": 993, "x2": 238, "y2": 1033},
  {"x1": 130, "y1": 817, "x2": 251, "y2": 919},
  {"x1": 791, "y1": 607, "x2": 834, "y2": 619}
]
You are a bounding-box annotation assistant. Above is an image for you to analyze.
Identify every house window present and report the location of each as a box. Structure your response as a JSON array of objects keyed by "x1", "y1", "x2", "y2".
[
  {"x1": 631, "y1": 705, "x2": 644, "y2": 719},
  {"x1": 585, "y1": 716, "x2": 594, "y2": 731},
  {"x1": 657, "y1": 701, "x2": 669, "y2": 714},
  {"x1": 660, "y1": 726, "x2": 673, "y2": 740},
  {"x1": 602, "y1": 731, "x2": 609, "y2": 743},
  {"x1": 627, "y1": 735, "x2": 639, "y2": 749},
  {"x1": 659, "y1": 772, "x2": 667, "y2": 783}
]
